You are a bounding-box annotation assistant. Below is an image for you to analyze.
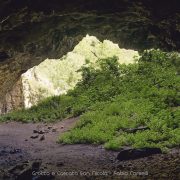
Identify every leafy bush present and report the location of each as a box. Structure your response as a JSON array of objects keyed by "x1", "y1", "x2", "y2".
[{"x1": 59, "y1": 50, "x2": 180, "y2": 151}]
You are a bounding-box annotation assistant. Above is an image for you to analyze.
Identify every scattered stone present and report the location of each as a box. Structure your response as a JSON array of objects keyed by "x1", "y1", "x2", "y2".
[
  {"x1": 52, "y1": 128, "x2": 57, "y2": 132},
  {"x1": 32, "y1": 161, "x2": 41, "y2": 171},
  {"x1": 33, "y1": 130, "x2": 39, "y2": 133},
  {"x1": 110, "y1": 158, "x2": 114, "y2": 162},
  {"x1": 117, "y1": 164, "x2": 126, "y2": 169},
  {"x1": 40, "y1": 135, "x2": 45, "y2": 141},
  {"x1": 48, "y1": 126, "x2": 52, "y2": 130},
  {"x1": 99, "y1": 145, "x2": 104, "y2": 149},
  {"x1": 46, "y1": 162, "x2": 52, "y2": 165},
  {"x1": 127, "y1": 163, "x2": 133, "y2": 167},
  {"x1": 10, "y1": 149, "x2": 21, "y2": 154},
  {"x1": 38, "y1": 130, "x2": 45, "y2": 134},
  {"x1": 30, "y1": 135, "x2": 39, "y2": 139},
  {"x1": 61, "y1": 126, "x2": 64, "y2": 129},
  {"x1": 123, "y1": 126, "x2": 150, "y2": 133},
  {"x1": 0, "y1": 150, "x2": 6, "y2": 156},
  {"x1": 117, "y1": 148, "x2": 162, "y2": 161},
  {"x1": 33, "y1": 129, "x2": 47, "y2": 134},
  {"x1": 56, "y1": 162, "x2": 64, "y2": 167}
]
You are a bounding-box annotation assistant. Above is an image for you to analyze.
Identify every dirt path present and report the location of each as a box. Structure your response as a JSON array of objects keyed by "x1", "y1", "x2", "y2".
[{"x1": 0, "y1": 118, "x2": 179, "y2": 180}]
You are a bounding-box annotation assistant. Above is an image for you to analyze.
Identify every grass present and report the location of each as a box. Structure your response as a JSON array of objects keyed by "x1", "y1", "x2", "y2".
[{"x1": 0, "y1": 49, "x2": 179, "y2": 151}]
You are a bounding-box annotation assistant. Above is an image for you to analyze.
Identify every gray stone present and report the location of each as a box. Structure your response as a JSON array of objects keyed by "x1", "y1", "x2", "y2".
[{"x1": 117, "y1": 148, "x2": 162, "y2": 161}]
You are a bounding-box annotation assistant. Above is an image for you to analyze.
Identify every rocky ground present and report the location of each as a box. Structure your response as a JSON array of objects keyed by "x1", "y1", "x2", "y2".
[{"x1": 0, "y1": 118, "x2": 179, "y2": 180}]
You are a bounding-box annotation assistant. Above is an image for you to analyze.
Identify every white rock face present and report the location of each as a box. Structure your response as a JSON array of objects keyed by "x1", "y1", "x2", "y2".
[{"x1": 4, "y1": 35, "x2": 139, "y2": 111}]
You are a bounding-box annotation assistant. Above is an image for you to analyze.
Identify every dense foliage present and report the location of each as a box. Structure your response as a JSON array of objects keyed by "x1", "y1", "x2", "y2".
[
  {"x1": 0, "y1": 49, "x2": 179, "y2": 151},
  {"x1": 59, "y1": 50, "x2": 180, "y2": 151}
]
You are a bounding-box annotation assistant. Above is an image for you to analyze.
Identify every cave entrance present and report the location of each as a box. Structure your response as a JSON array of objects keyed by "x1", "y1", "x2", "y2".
[{"x1": 0, "y1": 35, "x2": 139, "y2": 114}]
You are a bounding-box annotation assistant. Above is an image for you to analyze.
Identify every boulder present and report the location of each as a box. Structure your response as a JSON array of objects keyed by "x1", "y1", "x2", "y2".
[
  {"x1": 30, "y1": 135, "x2": 39, "y2": 139},
  {"x1": 117, "y1": 148, "x2": 162, "y2": 161},
  {"x1": 39, "y1": 135, "x2": 45, "y2": 141},
  {"x1": 123, "y1": 126, "x2": 150, "y2": 133}
]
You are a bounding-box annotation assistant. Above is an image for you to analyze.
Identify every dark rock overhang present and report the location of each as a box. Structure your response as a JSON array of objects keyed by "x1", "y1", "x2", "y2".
[{"x1": 0, "y1": 0, "x2": 180, "y2": 99}]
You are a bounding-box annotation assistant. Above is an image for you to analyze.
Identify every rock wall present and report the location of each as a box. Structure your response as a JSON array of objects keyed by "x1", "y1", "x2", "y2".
[{"x1": 0, "y1": 78, "x2": 24, "y2": 114}]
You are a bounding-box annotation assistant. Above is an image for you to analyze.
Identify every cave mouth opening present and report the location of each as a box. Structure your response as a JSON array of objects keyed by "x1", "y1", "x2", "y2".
[{"x1": 0, "y1": 35, "x2": 139, "y2": 114}]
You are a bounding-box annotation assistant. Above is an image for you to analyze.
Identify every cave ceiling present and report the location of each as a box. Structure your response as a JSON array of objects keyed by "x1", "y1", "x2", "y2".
[{"x1": 0, "y1": 0, "x2": 180, "y2": 99}]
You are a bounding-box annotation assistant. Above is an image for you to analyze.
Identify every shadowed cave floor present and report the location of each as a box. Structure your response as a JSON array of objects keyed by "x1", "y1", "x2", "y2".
[{"x1": 0, "y1": 118, "x2": 179, "y2": 180}]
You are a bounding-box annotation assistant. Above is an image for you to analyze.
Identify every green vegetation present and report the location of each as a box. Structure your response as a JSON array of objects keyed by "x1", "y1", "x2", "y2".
[
  {"x1": 58, "y1": 50, "x2": 180, "y2": 151},
  {"x1": 0, "y1": 49, "x2": 179, "y2": 151}
]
